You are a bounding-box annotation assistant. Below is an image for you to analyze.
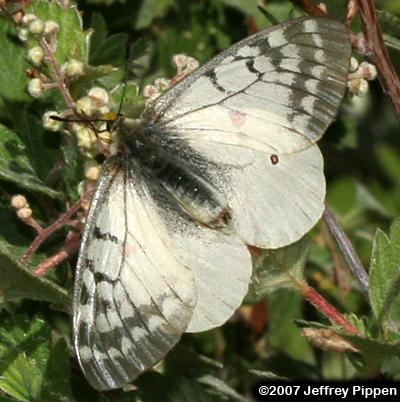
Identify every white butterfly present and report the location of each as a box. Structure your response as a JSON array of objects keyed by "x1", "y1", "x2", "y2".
[{"x1": 73, "y1": 17, "x2": 351, "y2": 390}]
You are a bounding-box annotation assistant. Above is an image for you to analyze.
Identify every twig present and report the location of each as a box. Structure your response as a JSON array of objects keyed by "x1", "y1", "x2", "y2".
[
  {"x1": 323, "y1": 204, "x2": 369, "y2": 296},
  {"x1": 304, "y1": 286, "x2": 360, "y2": 334},
  {"x1": 20, "y1": 189, "x2": 92, "y2": 263},
  {"x1": 290, "y1": 0, "x2": 327, "y2": 16},
  {"x1": 321, "y1": 224, "x2": 351, "y2": 297},
  {"x1": 34, "y1": 231, "x2": 81, "y2": 276},
  {"x1": 40, "y1": 36, "x2": 76, "y2": 111},
  {"x1": 355, "y1": 0, "x2": 400, "y2": 121}
]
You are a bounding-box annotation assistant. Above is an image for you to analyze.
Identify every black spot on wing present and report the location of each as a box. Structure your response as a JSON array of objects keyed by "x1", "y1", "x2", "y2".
[{"x1": 93, "y1": 226, "x2": 119, "y2": 243}]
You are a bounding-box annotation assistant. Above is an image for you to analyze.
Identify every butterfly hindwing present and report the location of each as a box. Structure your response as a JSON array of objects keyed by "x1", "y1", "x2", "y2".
[{"x1": 73, "y1": 160, "x2": 252, "y2": 389}]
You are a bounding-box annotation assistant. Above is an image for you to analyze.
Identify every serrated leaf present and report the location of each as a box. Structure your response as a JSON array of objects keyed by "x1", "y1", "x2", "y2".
[
  {"x1": 0, "y1": 316, "x2": 74, "y2": 402},
  {"x1": 0, "y1": 233, "x2": 70, "y2": 307},
  {"x1": 26, "y1": 0, "x2": 86, "y2": 66},
  {"x1": 0, "y1": 124, "x2": 60, "y2": 198},
  {"x1": 0, "y1": 316, "x2": 49, "y2": 401},
  {"x1": 134, "y1": 0, "x2": 175, "y2": 30},
  {"x1": 41, "y1": 339, "x2": 75, "y2": 402},
  {"x1": 249, "y1": 236, "x2": 310, "y2": 298},
  {"x1": 137, "y1": 372, "x2": 213, "y2": 402},
  {"x1": 369, "y1": 218, "x2": 400, "y2": 332}
]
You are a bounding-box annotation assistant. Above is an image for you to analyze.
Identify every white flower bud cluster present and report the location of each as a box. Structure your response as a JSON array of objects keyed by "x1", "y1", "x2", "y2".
[
  {"x1": 21, "y1": 13, "x2": 61, "y2": 99},
  {"x1": 10, "y1": 194, "x2": 33, "y2": 221},
  {"x1": 143, "y1": 54, "x2": 200, "y2": 102},
  {"x1": 72, "y1": 87, "x2": 115, "y2": 158},
  {"x1": 348, "y1": 58, "x2": 377, "y2": 97}
]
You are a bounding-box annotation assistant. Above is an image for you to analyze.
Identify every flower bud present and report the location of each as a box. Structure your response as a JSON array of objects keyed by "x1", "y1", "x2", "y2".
[
  {"x1": 44, "y1": 20, "x2": 59, "y2": 35},
  {"x1": 76, "y1": 96, "x2": 94, "y2": 116},
  {"x1": 63, "y1": 59, "x2": 85, "y2": 78},
  {"x1": 29, "y1": 19, "x2": 44, "y2": 35},
  {"x1": 18, "y1": 28, "x2": 29, "y2": 42},
  {"x1": 348, "y1": 78, "x2": 369, "y2": 97},
  {"x1": 27, "y1": 78, "x2": 44, "y2": 98},
  {"x1": 43, "y1": 111, "x2": 63, "y2": 132},
  {"x1": 22, "y1": 13, "x2": 37, "y2": 26},
  {"x1": 11, "y1": 195, "x2": 28, "y2": 209},
  {"x1": 27, "y1": 46, "x2": 44, "y2": 66},
  {"x1": 358, "y1": 61, "x2": 377, "y2": 81},
  {"x1": 84, "y1": 160, "x2": 100, "y2": 181},
  {"x1": 350, "y1": 57, "x2": 359, "y2": 72},
  {"x1": 17, "y1": 207, "x2": 33, "y2": 220},
  {"x1": 88, "y1": 87, "x2": 109, "y2": 107}
]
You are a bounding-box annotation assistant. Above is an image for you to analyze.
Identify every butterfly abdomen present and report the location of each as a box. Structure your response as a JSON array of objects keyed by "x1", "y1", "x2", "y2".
[{"x1": 124, "y1": 127, "x2": 230, "y2": 228}]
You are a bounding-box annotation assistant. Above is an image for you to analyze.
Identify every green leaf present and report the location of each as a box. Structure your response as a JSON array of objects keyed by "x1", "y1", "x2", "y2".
[
  {"x1": 137, "y1": 372, "x2": 214, "y2": 402},
  {"x1": 0, "y1": 315, "x2": 74, "y2": 402},
  {"x1": 0, "y1": 18, "x2": 31, "y2": 108},
  {"x1": 268, "y1": 289, "x2": 314, "y2": 363},
  {"x1": 26, "y1": 0, "x2": 87, "y2": 66},
  {"x1": 249, "y1": 236, "x2": 310, "y2": 299},
  {"x1": 165, "y1": 346, "x2": 223, "y2": 378},
  {"x1": 0, "y1": 316, "x2": 49, "y2": 401},
  {"x1": 197, "y1": 375, "x2": 247, "y2": 402},
  {"x1": 0, "y1": 124, "x2": 60, "y2": 198},
  {"x1": 218, "y1": 0, "x2": 257, "y2": 15},
  {"x1": 0, "y1": 230, "x2": 70, "y2": 306},
  {"x1": 41, "y1": 339, "x2": 75, "y2": 402},
  {"x1": 110, "y1": 82, "x2": 145, "y2": 118},
  {"x1": 369, "y1": 218, "x2": 400, "y2": 332},
  {"x1": 383, "y1": 34, "x2": 400, "y2": 52},
  {"x1": 134, "y1": 0, "x2": 175, "y2": 30}
]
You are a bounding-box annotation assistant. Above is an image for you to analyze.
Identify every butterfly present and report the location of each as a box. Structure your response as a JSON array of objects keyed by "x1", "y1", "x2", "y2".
[{"x1": 73, "y1": 16, "x2": 351, "y2": 390}]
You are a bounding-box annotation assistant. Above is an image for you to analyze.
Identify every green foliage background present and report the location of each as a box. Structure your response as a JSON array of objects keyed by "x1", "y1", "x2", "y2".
[{"x1": 1, "y1": 0, "x2": 400, "y2": 401}]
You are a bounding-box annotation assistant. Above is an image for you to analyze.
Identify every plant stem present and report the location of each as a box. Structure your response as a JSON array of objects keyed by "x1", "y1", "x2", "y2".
[
  {"x1": 356, "y1": 0, "x2": 400, "y2": 121},
  {"x1": 304, "y1": 285, "x2": 360, "y2": 334},
  {"x1": 323, "y1": 204, "x2": 369, "y2": 297}
]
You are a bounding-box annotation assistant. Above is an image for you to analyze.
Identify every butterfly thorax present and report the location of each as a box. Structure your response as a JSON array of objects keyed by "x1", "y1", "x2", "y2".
[{"x1": 116, "y1": 118, "x2": 231, "y2": 229}]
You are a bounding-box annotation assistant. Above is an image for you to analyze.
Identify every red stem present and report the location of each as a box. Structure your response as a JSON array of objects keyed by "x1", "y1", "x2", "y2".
[
  {"x1": 355, "y1": 0, "x2": 400, "y2": 121},
  {"x1": 304, "y1": 286, "x2": 360, "y2": 334}
]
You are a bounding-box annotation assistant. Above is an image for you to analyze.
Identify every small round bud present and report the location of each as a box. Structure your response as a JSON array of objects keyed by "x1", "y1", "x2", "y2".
[
  {"x1": 27, "y1": 78, "x2": 44, "y2": 98},
  {"x1": 185, "y1": 57, "x2": 199, "y2": 72},
  {"x1": 348, "y1": 78, "x2": 369, "y2": 97},
  {"x1": 172, "y1": 54, "x2": 188, "y2": 71},
  {"x1": 29, "y1": 19, "x2": 44, "y2": 35},
  {"x1": 77, "y1": 181, "x2": 86, "y2": 197},
  {"x1": 42, "y1": 111, "x2": 63, "y2": 132},
  {"x1": 63, "y1": 59, "x2": 85, "y2": 78},
  {"x1": 143, "y1": 84, "x2": 159, "y2": 99},
  {"x1": 44, "y1": 20, "x2": 59, "y2": 35},
  {"x1": 27, "y1": 46, "x2": 44, "y2": 66},
  {"x1": 75, "y1": 126, "x2": 96, "y2": 150},
  {"x1": 84, "y1": 160, "x2": 100, "y2": 181},
  {"x1": 11, "y1": 195, "x2": 28, "y2": 209},
  {"x1": 154, "y1": 78, "x2": 170, "y2": 91},
  {"x1": 17, "y1": 207, "x2": 33, "y2": 220},
  {"x1": 358, "y1": 61, "x2": 377, "y2": 81},
  {"x1": 76, "y1": 96, "x2": 94, "y2": 116},
  {"x1": 88, "y1": 87, "x2": 109, "y2": 107},
  {"x1": 22, "y1": 13, "x2": 37, "y2": 26},
  {"x1": 18, "y1": 28, "x2": 29, "y2": 42},
  {"x1": 350, "y1": 57, "x2": 359, "y2": 72}
]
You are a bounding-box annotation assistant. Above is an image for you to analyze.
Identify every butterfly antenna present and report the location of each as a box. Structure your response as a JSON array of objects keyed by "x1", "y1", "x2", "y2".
[{"x1": 117, "y1": 42, "x2": 132, "y2": 117}]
